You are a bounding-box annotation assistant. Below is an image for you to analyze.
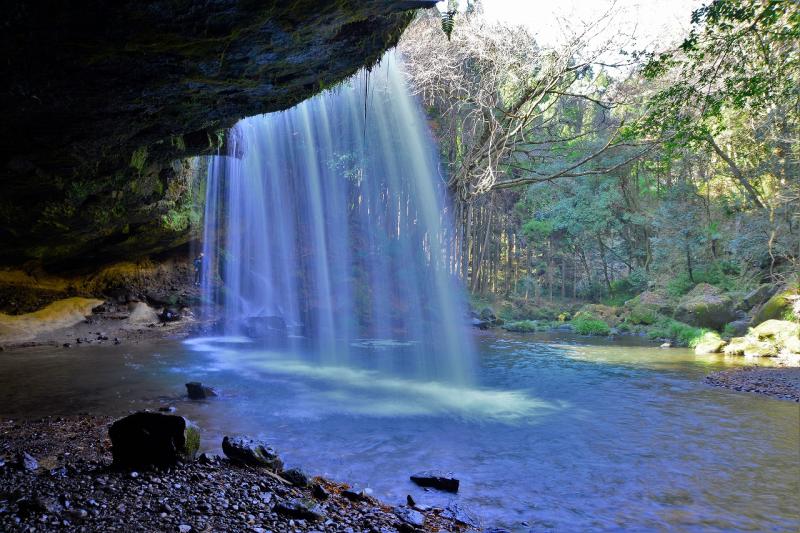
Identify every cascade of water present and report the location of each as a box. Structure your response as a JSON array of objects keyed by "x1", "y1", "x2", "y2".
[{"x1": 201, "y1": 53, "x2": 473, "y2": 383}]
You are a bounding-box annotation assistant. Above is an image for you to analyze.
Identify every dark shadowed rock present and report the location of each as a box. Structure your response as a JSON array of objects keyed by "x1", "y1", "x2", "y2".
[
  {"x1": 410, "y1": 471, "x2": 459, "y2": 492},
  {"x1": 281, "y1": 467, "x2": 309, "y2": 487},
  {"x1": 221, "y1": 436, "x2": 283, "y2": 471},
  {"x1": 16, "y1": 452, "x2": 38, "y2": 471},
  {"x1": 274, "y1": 498, "x2": 325, "y2": 522},
  {"x1": 108, "y1": 412, "x2": 199, "y2": 468},
  {"x1": 185, "y1": 382, "x2": 217, "y2": 400},
  {"x1": 311, "y1": 483, "x2": 330, "y2": 500}
]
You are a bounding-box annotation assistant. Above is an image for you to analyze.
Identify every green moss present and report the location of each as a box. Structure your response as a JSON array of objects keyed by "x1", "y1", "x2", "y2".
[
  {"x1": 646, "y1": 318, "x2": 707, "y2": 347},
  {"x1": 572, "y1": 313, "x2": 611, "y2": 335},
  {"x1": 130, "y1": 146, "x2": 148, "y2": 172},
  {"x1": 183, "y1": 422, "x2": 200, "y2": 458}
]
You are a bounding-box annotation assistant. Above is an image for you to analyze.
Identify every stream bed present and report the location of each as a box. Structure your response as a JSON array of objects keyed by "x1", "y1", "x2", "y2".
[{"x1": 0, "y1": 332, "x2": 798, "y2": 531}]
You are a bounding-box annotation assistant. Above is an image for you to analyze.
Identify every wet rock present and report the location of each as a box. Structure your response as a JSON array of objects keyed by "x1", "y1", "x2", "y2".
[
  {"x1": 395, "y1": 507, "x2": 425, "y2": 527},
  {"x1": 108, "y1": 412, "x2": 200, "y2": 467},
  {"x1": 221, "y1": 436, "x2": 283, "y2": 471},
  {"x1": 341, "y1": 488, "x2": 368, "y2": 501},
  {"x1": 409, "y1": 471, "x2": 459, "y2": 492},
  {"x1": 159, "y1": 308, "x2": 181, "y2": 322},
  {"x1": 660, "y1": 342, "x2": 672, "y2": 348},
  {"x1": 16, "y1": 452, "x2": 38, "y2": 471},
  {"x1": 185, "y1": 382, "x2": 217, "y2": 400},
  {"x1": 282, "y1": 468, "x2": 309, "y2": 487},
  {"x1": 274, "y1": 498, "x2": 324, "y2": 522},
  {"x1": 311, "y1": 483, "x2": 329, "y2": 500},
  {"x1": 442, "y1": 502, "x2": 479, "y2": 528}
]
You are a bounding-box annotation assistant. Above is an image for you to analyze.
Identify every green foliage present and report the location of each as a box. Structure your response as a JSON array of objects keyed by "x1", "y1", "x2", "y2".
[
  {"x1": 130, "y1": 146, "x2": 148, "y2": 172},
  {"x1": 665, "y1": 263, "x2": 743, "y2": 297},
  {"x1": 626, "y1": 305, "x2": 660, "y2": 326},
  {"x1": 572, "y1": 312, "x2": 611, "y2": 335},
  {"x1": 646, "y1": 318, "x2": 708, "y2": 347},
  {"x1": 501, "y1": 320, "x2": 539, "y2": 333}
]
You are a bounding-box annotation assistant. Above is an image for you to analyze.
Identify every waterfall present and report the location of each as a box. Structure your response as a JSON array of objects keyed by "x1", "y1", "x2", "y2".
[{"x1": 200, "y1": 53, "x2": 473, "y2": 383}]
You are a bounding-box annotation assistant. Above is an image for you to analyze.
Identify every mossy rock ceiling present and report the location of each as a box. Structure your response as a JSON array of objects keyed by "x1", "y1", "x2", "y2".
[{"x1": 0, "y1": 0, "x2": 436, "y2": 269}]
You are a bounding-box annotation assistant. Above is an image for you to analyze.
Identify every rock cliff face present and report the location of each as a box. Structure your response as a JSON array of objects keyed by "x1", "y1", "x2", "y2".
[{"x1": 0, "y1": 0, "x2": 435, "y2": 269}]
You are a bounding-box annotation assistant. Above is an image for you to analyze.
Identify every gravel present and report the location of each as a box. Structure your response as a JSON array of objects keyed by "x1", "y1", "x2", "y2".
[
  {"x1": 705, "y1": 367, "x2": 800, "y2": 402},
  {"x1": 0, "y1": 416, "x2": 469, "y2": 532}
]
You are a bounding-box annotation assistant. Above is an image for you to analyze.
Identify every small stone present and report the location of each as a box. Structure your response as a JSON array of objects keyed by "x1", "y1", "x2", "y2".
[{"x1": 178, "y1": 525, "x2": 192, "y2": 533}]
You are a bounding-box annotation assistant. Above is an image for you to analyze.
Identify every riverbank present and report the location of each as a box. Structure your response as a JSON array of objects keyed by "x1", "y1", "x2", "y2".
[
  {"x1": 0, "y1": 416, "x2": 470, "y2": 532},
  {"x1": 705, "y1": 367, "x2": 800, "y2": 402}
]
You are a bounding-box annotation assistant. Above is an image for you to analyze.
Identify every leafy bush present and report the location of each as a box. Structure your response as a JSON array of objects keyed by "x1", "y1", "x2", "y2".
[
  {"x1": 665, "y1": 264, "x2": 743, "y2": 297},
  {"x1": 502, "y1": 320, "x2": 538, "y2": 333},
  {"x1": 572, "y1": 313, "x2": 611, "y2": 335},
  {"x1": 646, "y1": 318, "x2": 707, "y2": 347}
]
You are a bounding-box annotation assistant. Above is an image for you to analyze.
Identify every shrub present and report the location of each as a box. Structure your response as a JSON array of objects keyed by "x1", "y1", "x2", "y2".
[
  {"x1": 646, "y1": 317, "x2": 707, "y2": 347},
  {"x1": 572, "y1": 313, "x2": 611, "y2": 335},
  {"x1": 502, "y1": 320, "x2": 538, "y2": 333}
]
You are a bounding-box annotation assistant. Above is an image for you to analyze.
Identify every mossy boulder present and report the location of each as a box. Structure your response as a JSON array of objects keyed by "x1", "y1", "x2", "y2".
[
  {"x1": 752, "y1": 289, "x2": 798, "y2": 324},
  {"x1": 739, "y1": 284, "x2": 776, "y2": 311},
  {"x1": 694, "y1": 332, "x2": 726, "y2": 355},
  {"x1": 501, "y1": 320, "x2": 539, "y2": 333},
  {"x1": 109, "y1": 412, "x2": 200, "y2": 468},
  {"x1": 675, "y1": 283, "x2": 736, "y2": 330},
  {"x1": 721, "y1": 320, "x2": 799, "y2": 358},
  {"x1": 577, "y1": 304, "x2": 623, "y2": 327}
]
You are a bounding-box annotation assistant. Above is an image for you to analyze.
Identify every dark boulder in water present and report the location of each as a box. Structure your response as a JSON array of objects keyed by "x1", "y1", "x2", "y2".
[
  {"x1": 221, "y1": 436, "x2": 283, "y2": 471},
  {"x1": 409, "y1": 470, "x2": 459, "y2": 492},
  {"x1": 108, "y1": 412, "x2": 199, "y2": 468},
  {"x1": 185, "y1": 382, "x2": 217, "y2": 400},
  {"x1": 243, "y1": 316, "x2": 288, "y2": 339}
]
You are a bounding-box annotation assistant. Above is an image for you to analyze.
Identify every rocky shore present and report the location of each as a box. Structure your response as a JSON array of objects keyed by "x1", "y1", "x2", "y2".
[
  {"x1": 705, "y1": 367, "x2": 800, "y2": 402},
  {"x1": 0, "y1": 416, "x2": 473, "y2": 533}
]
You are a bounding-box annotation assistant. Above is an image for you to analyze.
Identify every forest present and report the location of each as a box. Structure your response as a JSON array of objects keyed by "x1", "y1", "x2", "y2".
[{"x1": 397, "y1": 0, "x2": 799, "y2": 347}]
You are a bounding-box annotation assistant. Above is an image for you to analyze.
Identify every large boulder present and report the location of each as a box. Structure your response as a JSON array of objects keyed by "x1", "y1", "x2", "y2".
[
  {"x1": 752, "y1": 289, "x2": 798, "y2": 324},
  {"x1": 109, "y1": 412, "x2": 199, "y2": 468},
  {"x1": 751, "y1": 319, "x2": 800, "y2": 342},
  {"x1": 739, "y1": 284, "x2": 776, "y2": 311},
  {"x1": 675, "y1": 283, "x2": 736, "y2": 330}
]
